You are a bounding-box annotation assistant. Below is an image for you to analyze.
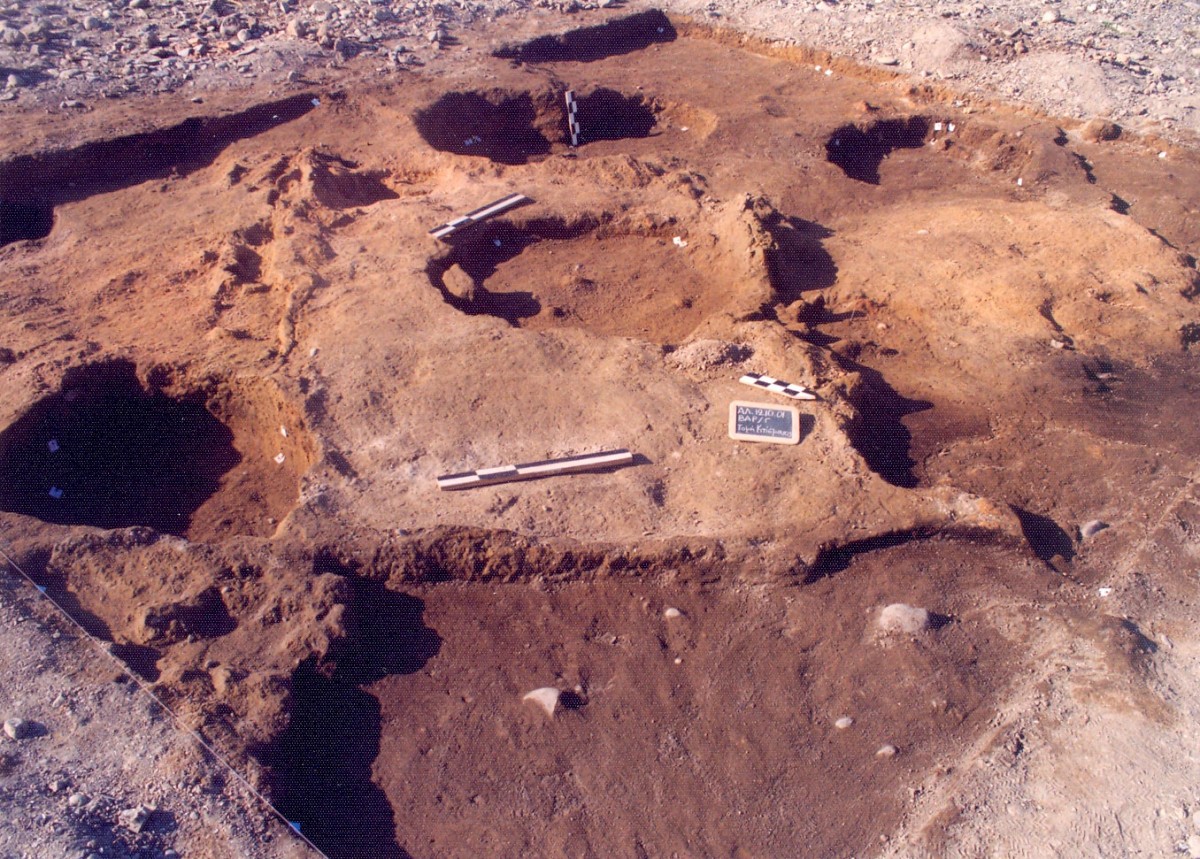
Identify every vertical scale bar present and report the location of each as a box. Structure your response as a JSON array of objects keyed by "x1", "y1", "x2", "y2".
[{"x1": 565, "y1": 90, "x2": 580, "y2": 147}]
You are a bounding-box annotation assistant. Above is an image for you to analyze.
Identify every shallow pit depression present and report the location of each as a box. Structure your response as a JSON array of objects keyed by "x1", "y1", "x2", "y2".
[
  {"x1": 413, "y1": 87, "x2": 662, "y2": 163},
  {"x1": 0, "y1": 360, "x2": 315, "y2": 541},
  {"x1": 426, "y1": 214, "x2": 740, "y2": 342}
]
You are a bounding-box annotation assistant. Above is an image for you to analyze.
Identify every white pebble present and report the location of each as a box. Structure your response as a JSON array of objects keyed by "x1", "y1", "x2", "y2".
[
  {"x1": 835, "y1": 716, "x2": 854, "y2": 729},
  {"x1": 1041, "y1": 8, "x2": 1060, "y2": 23},
  {"x1": 877, "y1": 603, "x2": 930, "y2": 634},
  {"x1": 522, "y1": 687, "x2": 560, "y2": 718},
  {"x1": 3, "y1": 718, "x2": 29, "y2": 740},
  {"x1": 1098, "y1": 587, "x2": 1113, "y2": 597},
  {"x1": 663, "y1": 607, "x2": 682, "y2": 619},
  {"x1": 876, "y1": 744, "x2": 897, "y2": 758},
  {"x1": 1080, "y1": 519, "x2": 1108, "y2": 539}
]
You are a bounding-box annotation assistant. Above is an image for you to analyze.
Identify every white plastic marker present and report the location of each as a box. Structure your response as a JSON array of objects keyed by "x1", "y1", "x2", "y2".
[
  {"x1": 428, "y1": 193, "x2": 530, "y2": 240},
  {"x1": 437, "y1": 449, "x2": 633, "y2": 491},
  {"x1": 565, "y1": 89, "x2": 581, "y2": 146},
  {"x1": 739, "y1": 372, "x2": 816, "y2": 401}
]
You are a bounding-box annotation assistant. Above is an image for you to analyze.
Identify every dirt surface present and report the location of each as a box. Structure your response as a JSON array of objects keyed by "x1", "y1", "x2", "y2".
[{"x1": 3, "y1": 4, "x2": 1200, "y2": 859}]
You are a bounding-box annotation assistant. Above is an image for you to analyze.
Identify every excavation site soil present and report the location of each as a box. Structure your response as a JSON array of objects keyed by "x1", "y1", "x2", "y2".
[{"x1": 5, "y1": 8, "x2": 1200, "y2": 858}]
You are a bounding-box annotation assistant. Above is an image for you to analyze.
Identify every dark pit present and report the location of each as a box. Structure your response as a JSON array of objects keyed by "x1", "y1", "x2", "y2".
[
  {"x1": 825, "y1": 117, "x2": 930, "y2": 184},
  {"x1": 413, "y1": 88, "x2": 660, "y2": 164},
  {"x1": 426, "y1": 215, "x2": 737, "y2": 342},
  {"x1": 0, "y1": 360, "x2": 315, "y2": 540},
  {"x1": 0, "y1": 197, "x2": 54, "y2": 246}
]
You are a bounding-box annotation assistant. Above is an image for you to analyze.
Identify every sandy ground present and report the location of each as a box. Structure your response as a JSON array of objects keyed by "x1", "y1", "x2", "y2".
[{"x1": 2, "y1": 4, "x2": 1200, "y2": 859}]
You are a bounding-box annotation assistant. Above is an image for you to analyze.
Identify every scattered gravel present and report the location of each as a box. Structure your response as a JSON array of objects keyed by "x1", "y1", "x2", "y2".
[{"x1": 0, "y1": 0, "x2": 1195, "y2": 137}]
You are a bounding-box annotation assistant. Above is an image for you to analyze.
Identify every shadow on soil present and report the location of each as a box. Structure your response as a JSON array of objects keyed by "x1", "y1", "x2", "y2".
[
  {"x1": 833, "y1": 357, "x2": 931, "y2": 488},
  {"x1": 493, "y1": 9, "x2": 676, "y2": 63},
  {"x1": 413, "y1": 87, "x2": 658, "y2": 163},
  {"x1": 413, "y1": 91, "x2": 553, "y2": 165},
  {"x1": 825, "y1": 117, "x2": 930, "y2": 184},
  {"x1": 265, "y1": 581, "x2": 441, "y2": 859},
  {"x1": 0, "y1": 360, "x2": 240, "y2": 535},
  {"x1": 426, "y1": 216, "x2": 598, "y2": 324},
  {"x1": 1011, "y1": 506, "x2": 1075, "y2": 565},
  {"x1": 762, "y1": 213, "x2": 837, "y2": 302},
  {"x1": 576, "y1": 88, "x2": 658, "y2": 142},
  {"x1": 0, "y1": 93, "x2": 318, "y2": 246}
]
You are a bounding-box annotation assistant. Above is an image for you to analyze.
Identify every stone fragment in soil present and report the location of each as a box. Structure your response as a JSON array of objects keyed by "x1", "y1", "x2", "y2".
[
  {"x1": 118, "y1": 804, "x2": 156, "y2": 833},
  {"x1": 3, "y1": 718, "x2": 30, "y2": 740},
  {"x1": 523, "y1": 687, "x2": 561, "y2": 717},
  {"x1": 877, "y1": 603, "x2": 931, "y2": 635},
  {"x1": 1080, "y1": 519, "x2": 1109, "y2": 539}
]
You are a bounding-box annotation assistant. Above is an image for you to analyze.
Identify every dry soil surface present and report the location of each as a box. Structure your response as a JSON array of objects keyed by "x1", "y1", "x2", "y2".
[{"x1": 3, "y1": 4, "x2": 1200, "y2": 859}]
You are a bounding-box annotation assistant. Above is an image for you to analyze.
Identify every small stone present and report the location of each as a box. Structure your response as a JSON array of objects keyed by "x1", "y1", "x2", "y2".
[
  {"x1": 5, "y1": 73, "x2": 19, "y2": 90},
  {"x1": 522, "y1": 687, "x2": 560, "y2": 718},
  {"x1": 3, "y1": 718, "x2": 30, "y2": 740},
  {"x1": 117, "y1": 804, "x2": 155, "y2": 833},
  {"x1": 236, "y1": 28, "x2": 252, "y2": 43},
  {"x1": 1085, "y1": 2, "x2": 1098, "y2": 10},
  {"x1": 1188, "y1": 834, "x2": 1200, "y2": 858},
  {"x1": 1080, "y1": 118, "x2": 1121, "y2": 142},
  {"x1": 875, "y1": 55, "x2": 899, "y2": 66},
  {"x1": 876, "y1": 744, "x2": 898, "y2": 758},
  {"x1": 428, "y1": 27, "x2": 445, "y2": 43},
  {"x1": 82, "y1": 15, "x2": 101, "y2": 30},
  {"x1": 286, "y1": 18, "x2": 308, "y2": 38},
  {"x1": 1041, "y1": 8, "x2": 1060, "y2": 23},
  {"x1": 835, "y1": 716, "x2": 854, "y2": 729},
  {"x1": 68, "y1": 793, "x2": 87, "y2": 808},
  {"x1": 877, "y1": 604, "x2": 930, "y2": 635},
  {"x1": 129, "y1": 0, "x2": 150, "y2": 8},
  {"x1": 1080, "y1": 519, "x2": 1108, "y2": 539},
  {"x1": 663, "y1": 607, "x2": 682, "y2": 619}
]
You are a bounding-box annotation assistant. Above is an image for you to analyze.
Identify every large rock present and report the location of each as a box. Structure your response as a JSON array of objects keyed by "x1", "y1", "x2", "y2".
[{"x1": 877, "y1": 603, "x2": 930, "y2": 635}]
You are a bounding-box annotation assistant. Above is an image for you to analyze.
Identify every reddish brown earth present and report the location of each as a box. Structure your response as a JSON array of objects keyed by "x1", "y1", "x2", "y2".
[{"x1": 3, "y1": 8, "x2": 1200, "y2": 859}]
